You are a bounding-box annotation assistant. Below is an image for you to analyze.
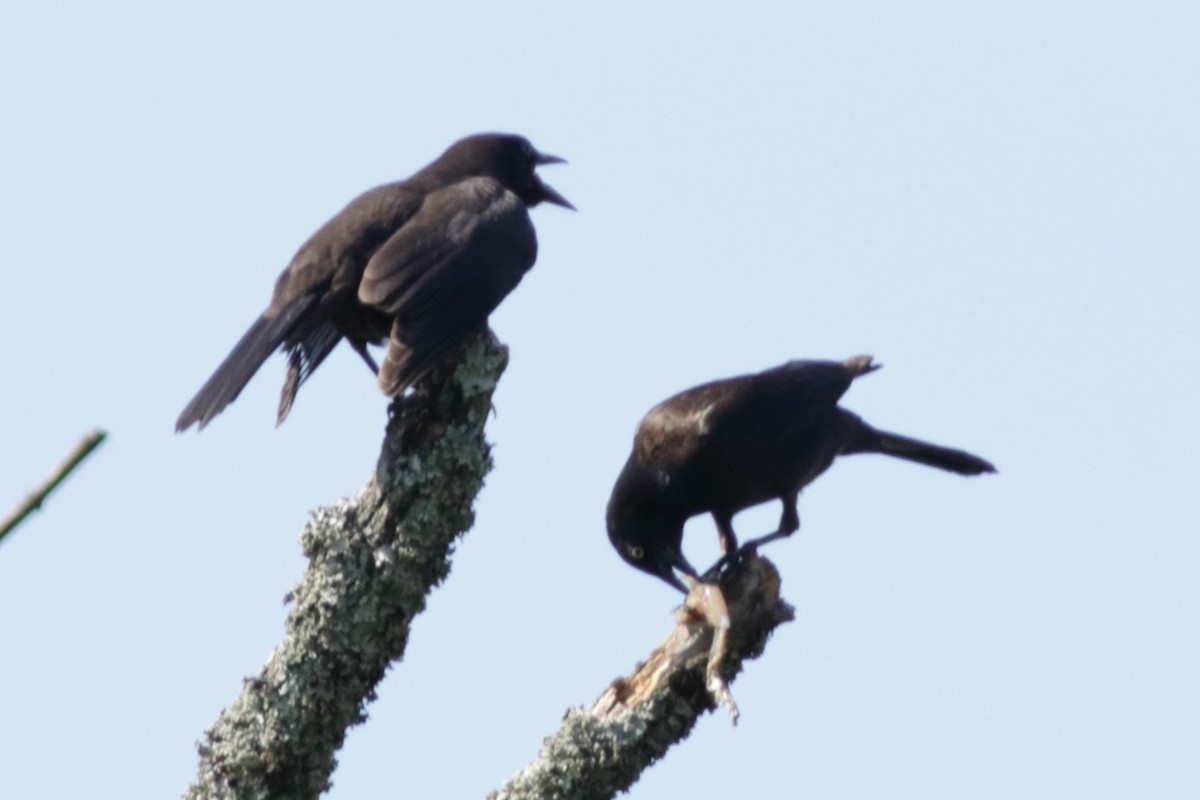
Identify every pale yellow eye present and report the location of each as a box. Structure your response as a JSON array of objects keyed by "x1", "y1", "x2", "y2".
[{"x1": 627, "y1": 545, "x2": 645, "y2": 560}]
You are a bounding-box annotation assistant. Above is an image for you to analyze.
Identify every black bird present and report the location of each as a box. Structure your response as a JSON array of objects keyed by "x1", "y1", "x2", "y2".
[
  {"x1": 606, "y1": 356, "x2": 996, "y2": 592},
  {"x1": 176, "y1": 133, "x2": 572, "y2": 432}
]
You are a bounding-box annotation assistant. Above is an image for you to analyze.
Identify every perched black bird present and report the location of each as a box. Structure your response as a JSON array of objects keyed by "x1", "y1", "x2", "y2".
[
  {"x1": 607, "y1": 356, "x2": 996, "y2": 592},
  {"x1": 176, "y1": 133, "x2": 572, "y2": 432}
]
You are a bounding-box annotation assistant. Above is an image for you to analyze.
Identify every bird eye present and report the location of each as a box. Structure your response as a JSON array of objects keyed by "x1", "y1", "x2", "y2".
[{"x1": 626, "y1": 545, "x2": 644, "y2": 560}]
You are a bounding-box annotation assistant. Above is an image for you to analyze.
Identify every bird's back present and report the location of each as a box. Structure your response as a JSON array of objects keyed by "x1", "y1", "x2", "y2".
[
  {"x1": 266, "y1": 182, "x2": 428, "y2": 319},
  {"x1": 632, "y1": 358, "x2": 874, "y2": 515}
]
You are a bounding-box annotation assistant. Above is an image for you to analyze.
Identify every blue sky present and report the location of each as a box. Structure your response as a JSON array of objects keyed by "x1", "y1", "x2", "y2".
[{"x1": 1, "y1": 2, "x2": 1197, "y2": 797}]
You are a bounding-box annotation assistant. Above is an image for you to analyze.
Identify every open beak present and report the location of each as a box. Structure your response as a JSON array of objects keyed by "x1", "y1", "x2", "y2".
[
  {"x1": 662, "y1": 551, "x2": 700, "y2": 594},
  {"x1": 662, "y1": 570, "x2": 691, "y2": 594},
  {"x1": 533, "y1": 151, "x2": 574, "y2": 210},
  {"x1": 535, "y1": 177, "x2": 575, "y2": 210}
]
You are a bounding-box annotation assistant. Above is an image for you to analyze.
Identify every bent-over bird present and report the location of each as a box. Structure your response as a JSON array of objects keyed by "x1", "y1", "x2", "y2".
[
  {"x1": 606, "y1": 356, "x2": 996, "y2": 591},
  {"x1": 176, "y1": 132, "x2": 572, "y2": 432}
]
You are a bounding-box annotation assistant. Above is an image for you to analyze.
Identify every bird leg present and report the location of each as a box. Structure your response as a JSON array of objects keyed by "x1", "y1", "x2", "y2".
[
  {"x1": 348, "y1": 339, "x2": 381, "y2": 375},
  {"x1": 737, "y1": 493, "x2": 801, "y2": 555},
  {"x1": 699, "y1": 513, "x2": 741, "y2": 581},
  {"x1": 704, "y1": 494, "x2": 801, "y2": 579},
  {"x1": 714, "y1": 512, "x2": 738, "y2": 555}
]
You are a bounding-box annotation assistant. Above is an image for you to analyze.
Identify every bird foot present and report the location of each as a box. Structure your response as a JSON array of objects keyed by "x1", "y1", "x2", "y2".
[
  {"x1": 702, "y1": 531, "x2": 791, "y2": 583},
  {"x1": 700, "y1": 552, "x2": 736, "y2": 583},
  {"x1": 702, "y1": 543, "x2": 755, "y2": 583}
]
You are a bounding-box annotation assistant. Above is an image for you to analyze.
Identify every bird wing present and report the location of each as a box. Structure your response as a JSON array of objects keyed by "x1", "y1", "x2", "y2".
[
  {"x1": 263, "y1": 183, "x2": 427, "y2": 312},
  {"x1": 358, "y1": 178, "x2": 536, "y2": 324},
  {"x1": 243, "y1": 184, "x2": 426, "y2": 413},
  {"x1": 177, "y1": 181, "x2": 426, "y2": 430},
  {"x1": 357, "y1": 177, "x2": 537, "y2": 393},
  {"x1": 634, "y1": 360, "x2": 858, "y2": 470}
]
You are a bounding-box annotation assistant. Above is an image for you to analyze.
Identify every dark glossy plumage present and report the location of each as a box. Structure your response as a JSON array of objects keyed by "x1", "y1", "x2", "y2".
[
  {"x1": 176, "y1": 133, "x2": 572, "y2": 431},
  {"x1": 607, "y1": 357, "x2": 996, "y2": 591}
]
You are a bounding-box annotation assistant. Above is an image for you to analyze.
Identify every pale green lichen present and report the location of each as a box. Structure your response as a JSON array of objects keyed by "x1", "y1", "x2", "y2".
[{"x1": 186, "y1": 331, "x2": 508, "y2": 800}]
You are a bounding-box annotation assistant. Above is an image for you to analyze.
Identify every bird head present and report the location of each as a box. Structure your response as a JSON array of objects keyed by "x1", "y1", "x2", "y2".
[
  {"x1": 438, "y1": 133, "x2": 574, "y2": 210},
  {"x1": 606, "y1": 504, "x2": 696, "y2": 594}
]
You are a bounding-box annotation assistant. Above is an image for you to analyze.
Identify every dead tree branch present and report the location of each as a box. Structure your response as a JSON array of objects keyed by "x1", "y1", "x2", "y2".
[
  {"x1": 185, "y1": 330, "x2": 508, "y2": 800},
  {"x1": 491, "y1": 556, "x2": 795, "y2": 800}
]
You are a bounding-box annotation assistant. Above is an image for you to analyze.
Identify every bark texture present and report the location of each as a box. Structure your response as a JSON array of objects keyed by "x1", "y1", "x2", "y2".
[{"x1": 185, "y1": 330, "x2": 508, "y2": 800}]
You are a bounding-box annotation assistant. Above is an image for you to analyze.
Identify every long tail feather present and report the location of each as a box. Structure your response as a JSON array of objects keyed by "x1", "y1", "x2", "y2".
[
  {"x1": 847, "y1": 421, "x2": 996, "y2": 475},
  {"x1": 176, "y1": 312, "x2": 295, "y2": 432}
]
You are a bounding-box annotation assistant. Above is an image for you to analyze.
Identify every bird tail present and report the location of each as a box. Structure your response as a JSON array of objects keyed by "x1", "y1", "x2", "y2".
[
  {"x1": 847, "y1": 421, "x2": 996, "y2": 475},
  {"x1": 376, "y1": 320, "x2": 478, "y2": 397},
  {"x1": 842, "y1": 354, "x2": 882, "y2": 379},
  {"x1": 277, "y1": 320, "x2": 343, "y2": 426},
  {"x1": 175, "y1": 312, "x2": 297, "y2": 432},
  {"x1": 377, "y1": 333, "x2": 422, "y2": 397},
  {"x1": 377, "y1": 338, "x2": 441, "y2": 397}
]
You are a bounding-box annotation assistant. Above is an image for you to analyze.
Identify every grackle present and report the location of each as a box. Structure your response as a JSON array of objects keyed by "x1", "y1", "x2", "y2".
[
  {"x1": 606, "y1": 356, "x2": 996, "y2": 591},
  {"x1": 176, "y1": 133, "x2": 572, "y2": 431}
]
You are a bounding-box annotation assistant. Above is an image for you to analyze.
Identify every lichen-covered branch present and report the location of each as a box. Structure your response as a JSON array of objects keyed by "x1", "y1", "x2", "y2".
[
  {"x1": 185, "y1": 330, "x2": 508, "y2": 800},
  {"x1": 491, "y1": 557, "x2": 795, "y2": 800}
]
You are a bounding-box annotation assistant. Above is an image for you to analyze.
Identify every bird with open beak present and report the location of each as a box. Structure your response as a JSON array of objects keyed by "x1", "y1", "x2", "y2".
[{"x1": 177, "y1": 132, "x2": 573, "y2": 431}]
